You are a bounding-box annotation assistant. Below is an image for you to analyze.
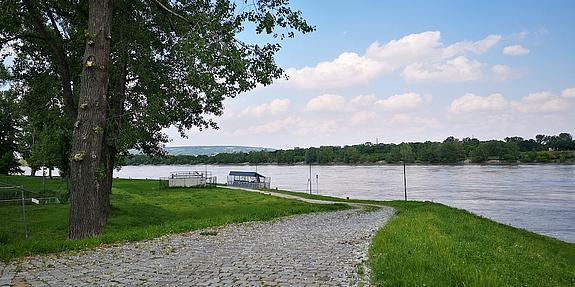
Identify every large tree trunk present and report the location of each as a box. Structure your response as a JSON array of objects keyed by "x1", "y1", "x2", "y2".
[
  {"x1": 68, "y1": 0, "x2": 113, "y2": 240},
  {"x1": 98, "y1": 138, "x2": 115, "y2": 226},
  {"x1": 97, "y1": 31, "x2": 129, "y2": 226}
]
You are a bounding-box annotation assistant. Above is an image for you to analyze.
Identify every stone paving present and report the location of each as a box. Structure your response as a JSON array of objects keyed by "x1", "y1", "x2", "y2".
[
  {"x1": 1, "y1": 186, "x2": 395, "y2": 287},
  {"x1": 1, "y1": 206, "x2": 394, "y2": 287}
]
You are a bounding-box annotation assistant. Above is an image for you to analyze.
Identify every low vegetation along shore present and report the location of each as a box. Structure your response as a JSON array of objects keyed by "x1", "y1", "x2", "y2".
[{"x1": 1, "y1": 176, "x2": 574, "y2": 286}]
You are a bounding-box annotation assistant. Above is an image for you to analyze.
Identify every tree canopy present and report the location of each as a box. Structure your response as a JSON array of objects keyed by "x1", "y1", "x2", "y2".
[
  {"x1": 123, "y1": 133, "x2": 575, "y2": 166},
  {"x1": 1, "y1": 0, "x2": 314, "y2": 156},
  {"x1": 1, "y1": 0, "x2": 315, "y2": 238},
  {"x1": 0, "y1": 91, "x2": 22, "y2": 174}
]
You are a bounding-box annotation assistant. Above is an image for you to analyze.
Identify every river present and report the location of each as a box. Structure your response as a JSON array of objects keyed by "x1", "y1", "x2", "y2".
[{"x1": 113, "y1": 164, "x2": 575, "y2": 243}]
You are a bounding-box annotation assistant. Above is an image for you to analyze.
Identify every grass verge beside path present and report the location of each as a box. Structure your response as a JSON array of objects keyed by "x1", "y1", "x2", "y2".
[
  {"x1": 264, "y1": 189, "x2": 575, "y2": 286},
  {"x1": 371, "y1": 201, "x2": 575, "y2": 286},
  {"x1": 0, "y1": 176, "x2": 347, "y2": 261}
]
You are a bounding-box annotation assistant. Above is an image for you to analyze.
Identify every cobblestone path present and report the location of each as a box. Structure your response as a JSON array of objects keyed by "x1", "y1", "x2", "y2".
[{"x1": 1, "y1": 205, "x2": 394, "y2": 287}]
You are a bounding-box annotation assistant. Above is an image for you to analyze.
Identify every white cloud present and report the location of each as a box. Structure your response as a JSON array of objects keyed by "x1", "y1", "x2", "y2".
[
  {"x1": 232, "y1": 117, "x2": 340, "y2": 137},
  {"x1": 449, "y1": 93, "x2": 508, "y2": 113},
  {"x1": 286, "y1": 31, "x2": 501, "y2": 88},
  {"x1": 351, "y1": 111, "x2": 378, "y2": 126},
  {"x1": 364, "y1": 31, "x2": 442, "y2": 68},
  {"x1": 491, "y1": 64, "x2": 524, "y2": 81},
  {"x1": 304, "y1": 94, "x2": 348, "y2": 112},
  {"x1": 503, "y1": 45, "x2": 530, "y2": 56},
  {"x1": 365, "y1": 32, "x2": 500, "y2": 64},
  {"x1": 350, "y1": 94, "x2": 377, "y2": 107},
  {"x1": 239, "y1": 98, "x2": 290, "y2": 117},
  {"x1": 402, "y1": 56, "x2": 483, "y2": 82},
  {"x1": 512, "y1": 91, "x2": 570, "y2": 113},
  {"x1": 376, "y1": 93, "x2": 423, "y2": 110},
  {"x1": 491, "y1": 64, "x2": 511, "y2": 80},
  {"x1": 561, "y1": 86, "x2": 575, "y2": 98},
  {"x1": 285, "y1": 53, "x2": 382, "y2": 89},
  {"x1": 441, "y1": 35, "x2": 502, "y2": 57}
]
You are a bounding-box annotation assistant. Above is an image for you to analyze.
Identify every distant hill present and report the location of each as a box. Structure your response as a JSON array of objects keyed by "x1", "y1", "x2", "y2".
[{"x1": 164, "y1": 146, "x2": 275, "y2": 156}]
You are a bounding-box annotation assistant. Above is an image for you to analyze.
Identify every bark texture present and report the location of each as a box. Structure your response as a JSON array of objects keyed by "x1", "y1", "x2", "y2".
[
  {"x1": 68, "y1": 0, "x2": 113, "y2": 240},
  {"x1": 97, "y1": 34, "x2": 129, "y2": 226},
  {"x1": 97, "y1": 138, "x2": 114, "y2": 226}
]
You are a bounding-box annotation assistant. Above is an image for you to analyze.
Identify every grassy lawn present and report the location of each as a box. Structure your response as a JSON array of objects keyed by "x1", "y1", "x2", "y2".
[
  {"x1": 265, "y1": 189, "x2": 575, "y2": 286},
  {"x1": 0, "y1": 176, "x2": 347, "y2": 261},
  {"x1": 370, "y1": 201, "x2": 575, "y2": 286}
]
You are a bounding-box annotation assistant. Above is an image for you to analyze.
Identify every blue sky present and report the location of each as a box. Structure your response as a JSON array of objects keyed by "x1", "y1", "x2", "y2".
[
  {"x1": 1, "y1": 1, "x2": 572, "y2": 149},
  {"x1": 168, "y1": 1, "x2": 572, "y2": 147}
]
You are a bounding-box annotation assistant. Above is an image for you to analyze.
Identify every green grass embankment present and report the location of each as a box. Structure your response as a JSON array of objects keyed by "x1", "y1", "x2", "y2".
[
  {"x1": 0, "y1": 176, "x2": 347, "y2": 261},
  {"x1": 265, "y1": 189, "x2": 575, "y2": 286}
]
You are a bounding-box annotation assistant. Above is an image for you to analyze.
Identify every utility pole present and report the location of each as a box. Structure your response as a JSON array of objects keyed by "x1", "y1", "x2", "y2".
[
  {"x1": 403, "y1": 161, "x2": 407, "y2": 201},
  {"x1": 309, "y1": 164, "x2": 312, "y2": 194}
]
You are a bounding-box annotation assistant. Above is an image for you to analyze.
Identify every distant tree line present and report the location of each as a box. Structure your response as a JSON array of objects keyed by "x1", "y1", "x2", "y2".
[{"x1": 122, "y1": 133, "x2": 575, "y2": 166}]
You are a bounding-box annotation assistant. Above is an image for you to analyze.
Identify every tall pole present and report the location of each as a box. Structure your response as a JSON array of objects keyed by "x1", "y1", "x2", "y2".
[
  {"x1": 20, "y1": 185, "x2": 29, "y2": 239},
  {"x1": 309, "y1": 164, "x2": 312, "y2": 194},
  {"x1": 403, "y1": 161, "x2": 407, "y2": 201}
]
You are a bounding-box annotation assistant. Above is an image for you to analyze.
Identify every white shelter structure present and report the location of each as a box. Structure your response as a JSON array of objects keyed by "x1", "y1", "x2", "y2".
[
  {"x1": 227, "y1": 171, "x2": 271, "y2": 190},
  {"x1": 160, "y1": 171, "x2": 216, "y2": 188}
]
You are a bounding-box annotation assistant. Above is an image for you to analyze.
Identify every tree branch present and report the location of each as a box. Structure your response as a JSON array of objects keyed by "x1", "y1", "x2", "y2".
[
  {"x1": 22, "y1": 0, "x2": 77, "y2": 121},
  {"x1": 47, "y1": 11, "x2": 65, "y2": 41},
  {"x1": 154, "y1": 3, "x2": 177, "y2": 33},
  {"x1": 0, "y1": 33, "x2": 45, "y2": 46},
  {"x1": 149, "y1": 0, "x2": 189, "y2": 23}
]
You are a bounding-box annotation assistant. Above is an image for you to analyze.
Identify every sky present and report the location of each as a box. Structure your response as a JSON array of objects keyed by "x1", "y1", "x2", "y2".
[
  {"x1": 167, "y1": 0, "x2": 575, "y2": 149},
  {"x1": 14, "y1": 1, "x2": 575, "y2": 149}
]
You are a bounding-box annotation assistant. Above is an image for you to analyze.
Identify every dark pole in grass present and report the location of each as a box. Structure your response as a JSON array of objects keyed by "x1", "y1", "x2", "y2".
[
  {"x1": 403, "y1": 161, "x2": 407, "y2": 201},
  {"x1": 309, "y1": 164, "x2": 312, "y2": 194},
  {"x1": 20, "y1": 185, "x2": 29, "y2": 239}
]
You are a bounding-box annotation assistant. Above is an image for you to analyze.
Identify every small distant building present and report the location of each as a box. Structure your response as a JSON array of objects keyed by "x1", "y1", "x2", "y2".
[
  {"x1": 160, "y1": 171, "x2": 217, "y2": 188},
  {"x1": 227, "y1": 171, "x2": 271, "y2": 190}
]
